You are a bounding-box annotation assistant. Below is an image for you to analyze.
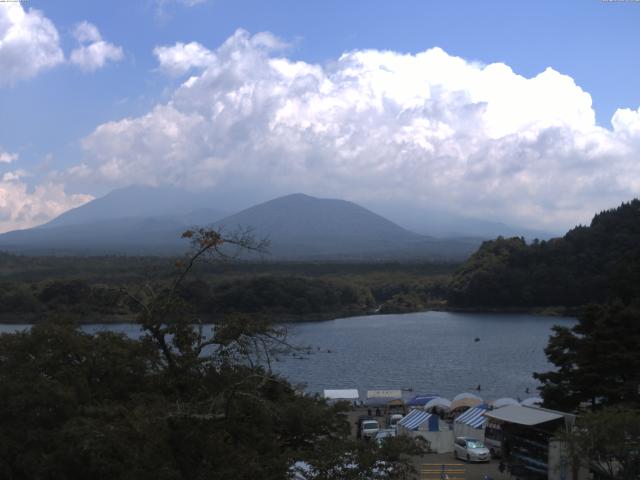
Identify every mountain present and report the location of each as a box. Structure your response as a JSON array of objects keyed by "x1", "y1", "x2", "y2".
[
  {"x1": 0, "y1": 186, "x2": 229, "y2": 255},
  {"x1": 0, "y1": 217, "x2": 187, "y2": 255},
  {"x1": 42, "y1": 185, "x2": 227, "y2": 229},
  {"x1": 0, "y1": 189, "x2": 480, "y2": 259},
  {"x1": 367, "y1": 202, "x2": 556, "y2": 240},
  {"x1": 448, "y1": 199, "x2": 640, "y2": 307},
  {"x1": 212, "y1": 193, "x2": 479, "y2": 260}
]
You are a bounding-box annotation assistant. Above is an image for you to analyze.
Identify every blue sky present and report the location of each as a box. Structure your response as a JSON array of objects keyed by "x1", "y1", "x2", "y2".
[{"x1": 1, "y1": 0, "x2": 640, "y2": 232}]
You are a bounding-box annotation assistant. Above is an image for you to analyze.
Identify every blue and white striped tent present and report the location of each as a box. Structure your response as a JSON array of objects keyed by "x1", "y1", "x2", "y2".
[
  {"x1": 455, "y1": 407, "x2": 487, "y2": 429},
  {"x1": 453, "y1": 407, "x2": 488, "y2": 441},
  {"x1": 398, "y1": 409, "x2": 438, "y2": 432}
]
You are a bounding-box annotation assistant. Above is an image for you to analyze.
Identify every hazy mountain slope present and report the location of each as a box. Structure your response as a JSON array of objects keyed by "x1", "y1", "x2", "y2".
[
  {"x1": 214, "y1": 193, "x2": 479, "y2": 259},
  {"x1": 0, "y1": 218, "x2": 188, "y2": 255},
  {"x1": 369, "y1": 203, "x2": 556, "y2": 240},
  {"x1": 0, "y1": 190, "x2": 480, "y2": 259},
  {"x1": 42, "y1": 185, "x2": 227, "y2": 229}
]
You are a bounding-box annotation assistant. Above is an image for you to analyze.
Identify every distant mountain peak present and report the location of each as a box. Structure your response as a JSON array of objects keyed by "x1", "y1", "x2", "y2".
[{"x1": 0, "y1": 188, "x2": 481, "y2": 260}]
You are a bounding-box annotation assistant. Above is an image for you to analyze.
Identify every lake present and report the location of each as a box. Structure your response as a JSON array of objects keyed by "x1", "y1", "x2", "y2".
[{"x1": 0, "y1": 311, "x2": 574, "y2": 402}]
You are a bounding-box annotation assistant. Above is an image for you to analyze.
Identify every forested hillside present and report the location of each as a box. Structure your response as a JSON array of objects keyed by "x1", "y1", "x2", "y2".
[
  {"x1": 448, "y1": 199, "x2": 640, "y2": 308},
  {"x1": 0, "y1": 255, "x2": 454, "y2": 322}
]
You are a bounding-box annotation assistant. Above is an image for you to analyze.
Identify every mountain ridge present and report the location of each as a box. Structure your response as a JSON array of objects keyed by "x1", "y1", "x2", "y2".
[{"x1": 0, "y1": 189, "x2": 483, "y2": 259}]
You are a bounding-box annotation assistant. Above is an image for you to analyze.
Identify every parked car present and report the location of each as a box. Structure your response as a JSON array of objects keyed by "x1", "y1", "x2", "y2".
[
  {"x1": 357, "y1": 415, "x2": 380, "y2": 439},
  {"x1": 386, "y1": 413, "x2": 404, "y2": 431},
  {"x1": 453, "y1": 436, "x2": 491, "y2": 462}
]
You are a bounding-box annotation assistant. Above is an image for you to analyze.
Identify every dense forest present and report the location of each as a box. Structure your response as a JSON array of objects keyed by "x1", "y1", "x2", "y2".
[
  {"x1": 0, "y1": 254, "x2": 454, "y2": 322},
  {"x1": 448, "y1": 199, "x2": 640, "y2": 308}
]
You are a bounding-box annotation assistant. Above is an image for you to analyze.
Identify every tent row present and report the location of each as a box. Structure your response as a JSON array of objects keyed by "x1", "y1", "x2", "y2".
[{"x1": 321, "y1": 389, "x2": 543, "y2": 411}]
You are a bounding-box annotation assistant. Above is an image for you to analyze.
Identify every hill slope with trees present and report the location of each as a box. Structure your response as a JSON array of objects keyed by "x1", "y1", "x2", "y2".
[{"x1": 447, "y1": 199, "x2": 640, "y2": 308}]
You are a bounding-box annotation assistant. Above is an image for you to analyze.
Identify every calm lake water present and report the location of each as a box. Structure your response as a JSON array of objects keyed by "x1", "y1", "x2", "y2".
[{"x1": 0, "y1": 311, "x2": 575, "y2": 402}]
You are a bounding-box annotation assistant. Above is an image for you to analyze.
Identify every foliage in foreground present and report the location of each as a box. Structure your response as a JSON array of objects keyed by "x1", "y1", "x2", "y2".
[
  {"x1": 0, "y1": 229, "x2": 422, "y2": 480},
  {"x1": 534, "y1": 303, "x2": 640, "y2": 411},
  {"x1": 560, "y1": 407, "x2": 640, "y2": 480}
]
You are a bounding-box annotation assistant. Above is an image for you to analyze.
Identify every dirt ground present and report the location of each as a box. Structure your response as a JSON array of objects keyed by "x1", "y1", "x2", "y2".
[{"x1": 347, "y1": 408, "x2": 514, "y2": 480}]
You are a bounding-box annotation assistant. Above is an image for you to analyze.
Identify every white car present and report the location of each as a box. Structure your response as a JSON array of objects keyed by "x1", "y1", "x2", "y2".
[
  {"x1": 453, "y1": 437, "x2": 491, "y2": 462},
  {"x1": 387, "y1": 414, "x2": 404, "y2": 431},
  {"x1": 360, "y1": 419, "x2": 380, "y2": 439}
]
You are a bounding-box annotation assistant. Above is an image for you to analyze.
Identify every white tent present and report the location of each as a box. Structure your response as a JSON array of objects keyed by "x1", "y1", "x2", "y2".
[
  {"x1": 323, "y1": 389, "x2": 359, "y2": 402},
  {"x1": 521, "y1": 397, "x2": 544, "y2": 407},
  {"x1": 423, "y1": 397, "x2": 451, "y2": 411},
  {"x1": 453, "y1": 407, "x2": 488, "y2": 441},
  {"x1": 453, "y1": 392, "x2": 482, "y2": 402},
  {"x1": 491, "y1": 397, "x2": 520, "y2": 408}
]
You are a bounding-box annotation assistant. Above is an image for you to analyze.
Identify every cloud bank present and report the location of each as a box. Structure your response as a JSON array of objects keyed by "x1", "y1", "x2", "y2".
[
  {"x1": 72, "y1": 29, "x2": 640, "y2": 230},
  {"x1": 0, "y1": 3, "x2": 64, "y2": 86},
  {"x1": 0, "y1": 178, "x2": 93, "y2": 233}
]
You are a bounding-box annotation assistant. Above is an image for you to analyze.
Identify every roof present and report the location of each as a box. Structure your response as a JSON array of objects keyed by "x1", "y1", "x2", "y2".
[
  {"x1": 323, "y1": 389, "x2": 359, "y2": 400},
  {"x1": 484, "y1": 405, "x2": 563, "y2": 426},
  {"x1": 454, "y1": 407, "x2": 488, "y2": 429},
  {"x1": 366, "y1": 389, "x2": 402, "y2": 399},
  {"x1": 398, "y1": 409, "x2": 433, "y2": 431}
]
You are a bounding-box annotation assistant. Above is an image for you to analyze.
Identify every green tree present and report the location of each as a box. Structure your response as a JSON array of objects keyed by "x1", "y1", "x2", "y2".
[
  {"x1": 560, "y1": 407, "x2": 640, "y2": 480},
  {"x1": 534, "y1": 303, "x2": 640, "y2": 411}
]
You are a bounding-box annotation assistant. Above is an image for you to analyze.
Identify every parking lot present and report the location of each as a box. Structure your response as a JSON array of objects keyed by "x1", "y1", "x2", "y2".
[
  {"x1": 347, "y1": 408, "x2": 513, "y2": 480},
  {"x1": 413, "y1": 453, "x2": 507, "y2": 480}
]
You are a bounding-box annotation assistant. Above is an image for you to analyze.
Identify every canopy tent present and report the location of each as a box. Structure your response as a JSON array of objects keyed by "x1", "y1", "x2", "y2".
[
  {"x1": 397, "y1": 409, "x2": 453, "y2": 454},
  {"x1": 397, "y1": 409, "x2": 438, "y2": 432},
  {"x1": 490, "y1": 397, "x2": 520, "y2": 408},
  {"x1": 520, "y1": 397, "x2": 544, "y2": 407},
  {"x1": 455, "y1": 407, "x2": 488, "y2": 429},
  {"x1": 405, "y1": 394, "x2": 439, "y2": 407},
  {"x1": 453, "y1": 392, "x2": 482, "y2": 402},
  {"x1": 450, "y1": 397, "x2": 483, "y2": 411},
  {"x1": 423, "y1": 397, "x2": 451, "y2": 411},
  {"x1": 323, "y1": 389, "x2": 359, "y2": 401},
  {"x1": 366, "y1": 389, "x2": 403, "y2": 406}
]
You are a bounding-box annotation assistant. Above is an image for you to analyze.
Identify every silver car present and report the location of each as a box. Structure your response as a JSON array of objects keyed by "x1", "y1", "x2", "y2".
[{"x1": 453, "y1": 436, "x2": 490, "y2": 462}]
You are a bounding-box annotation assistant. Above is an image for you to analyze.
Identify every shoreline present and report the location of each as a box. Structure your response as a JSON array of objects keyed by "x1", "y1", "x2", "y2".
[{"x1": 0, "y1": 304, "x2": 581, "y2": 325}]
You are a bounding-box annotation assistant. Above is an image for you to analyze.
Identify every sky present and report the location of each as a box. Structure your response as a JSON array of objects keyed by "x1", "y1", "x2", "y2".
[{"x1": 1, "y1": 0, "x2": 640, "y2": 234}]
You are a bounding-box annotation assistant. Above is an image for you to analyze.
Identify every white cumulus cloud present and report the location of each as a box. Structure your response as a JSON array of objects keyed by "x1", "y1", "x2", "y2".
[
  {"x1": 154, "y1": 41, "x2": 215, "y2": 76},
  {"x1": 70, "y1": 21, "x2": 123, "y2": 72},
  {"x1": 0, "y1": 3, "x2": 64, "y2": 86},
  {"x1": 0, "y1": 149, "x2": 18, "y2": 163},
  {"x1": 77, "y1": 29, "x2": 640, "y2": 231},
  {"x1": 0, "y1": 180, "x2": 93, "y2": 233}
]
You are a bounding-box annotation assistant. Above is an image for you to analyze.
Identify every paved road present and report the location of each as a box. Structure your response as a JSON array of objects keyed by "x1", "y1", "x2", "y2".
[{"x1": 414, "y1": 452, "x2": 510, "y2": 480}]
